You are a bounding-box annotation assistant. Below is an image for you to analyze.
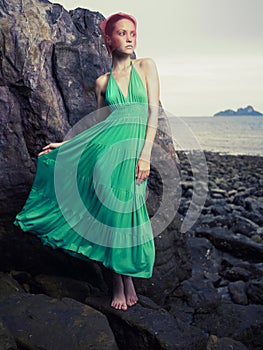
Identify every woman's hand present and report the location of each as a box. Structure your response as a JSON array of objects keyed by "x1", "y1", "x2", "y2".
[
  {"x1": 38, "y1": 142, "x2": 63, "y2": 156},
  {"x1": 136, "y1": 158, "x2": 150, "y2": 185}
]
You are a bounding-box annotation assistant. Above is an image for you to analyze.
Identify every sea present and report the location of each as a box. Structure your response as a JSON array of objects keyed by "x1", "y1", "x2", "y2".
[{"x1": 167, "y1": 116, "x2": 263, "y2": 157}]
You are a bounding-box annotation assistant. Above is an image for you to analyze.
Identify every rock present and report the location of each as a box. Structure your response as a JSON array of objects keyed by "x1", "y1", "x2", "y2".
[
  {"x1": 0, "y1": 272, "x2": 25, "y2": 295},
  {"x1": 0, "y1": 319, "x2": 17, "y2": 350},
  {"x1": 206, "y1": 335, "x2": 249, "y2": 350},
  {"x1": 178, "y1": 278, "x2": 221, "y2": 313},
  {"x1": 247, "y1": 280, "x2": 263, "y2": 304},
  {"x1": 220, "y1": 266, "x2": 252, "y2": 282},
  {"x1": 135, "y1": 217, "x2": 191, "y2": 305},
  {"x1": 0, "y1": 0, "x2": 109, "y2": 216},
  {"x1": 210, "y1": 203, "x2": 231, "y2": 216},
  {"x1": 245, "y1": 197, "x2": 263, "y2": 213},
  {"x1": 0, "y1": 275, "x2": 117, "y2": 350},
  {"x1": 195, "y1": 227, "x2": 263, "y2": 263},
  {"x1": 33, "y1": 274, "x2": 104, "y2": 301},
  {"x1": 228, "y1": 281, "x2": 248, "y2": 305},
  {"x1": 210, "y1": 189, "x2": 227, "y2": 198},
  {"x1": 231, "y1": 215, "x2": 259, "y2": 237},
  {"x1": 194, "y1": 303, "x2": 263, "y2": 349},
  {"x1": 85, "y1": 295, "x2": 207, "y2": 350},
  {"x1": 187, "y1": 237, "x2": 221, "y2": 282}
]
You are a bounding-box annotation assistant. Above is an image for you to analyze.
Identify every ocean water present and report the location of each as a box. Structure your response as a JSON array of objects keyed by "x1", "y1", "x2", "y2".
[{"x1": 167, "y1": 116, "x2": 263, "y2": 156}]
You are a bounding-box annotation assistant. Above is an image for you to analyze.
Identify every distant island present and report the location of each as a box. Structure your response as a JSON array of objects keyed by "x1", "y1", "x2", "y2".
[{"x1": 214, "y1": 105, "x2": 263, "y2": 117}]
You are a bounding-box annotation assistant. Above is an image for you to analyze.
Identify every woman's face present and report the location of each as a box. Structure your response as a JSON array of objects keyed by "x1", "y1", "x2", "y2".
[{"x1": 107, "y1": 19, "x2": 137, "y2": 55}]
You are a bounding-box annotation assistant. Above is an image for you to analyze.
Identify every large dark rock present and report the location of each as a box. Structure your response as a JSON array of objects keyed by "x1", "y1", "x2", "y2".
[
  {"x1": 85, "y1": 295, "x2": 207, "y2": 350},
  {"x1": 0, "y1": 0, "x2": 109, "y2": 216},
  {"x1": 194, "y1": 303, "x2": 263, "y2": 349},
  {"x1": 195, "y1": 226, "x2": 263, "y2": 263},
  {"x1": 0, "y1": 273, "x2": 118, "y2": 350}
]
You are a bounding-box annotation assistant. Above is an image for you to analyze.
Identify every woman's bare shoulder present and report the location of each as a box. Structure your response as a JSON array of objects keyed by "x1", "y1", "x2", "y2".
[
  {"x1": 96, "y1": 72, "x2": 110, "y2": 90},
  {"x1": 133, "y1": 57, "x2": 157, "y2": 70},
  {"x1": 133, "y1": 57, "x2": 156, "y2": 75}
]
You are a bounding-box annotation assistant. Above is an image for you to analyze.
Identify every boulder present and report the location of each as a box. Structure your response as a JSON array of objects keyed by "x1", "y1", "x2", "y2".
[
  {"x1": 0, "y1": 273, "x2": 118, "y2": 350},
  {"x1": 85, "y1": 295, "x2": 207, "y2": 350},
  {"x1": 194, "y1": 303, "x2": 263, "y2": 349},
  {"x1": 206, "y1": 335, "x2": 248, "y2": 350}
]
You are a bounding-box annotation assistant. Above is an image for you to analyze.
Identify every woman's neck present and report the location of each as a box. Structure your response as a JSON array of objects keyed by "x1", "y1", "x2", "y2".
[{"x1": 111, "y1": 54, "x2": 132, "y2": 72}]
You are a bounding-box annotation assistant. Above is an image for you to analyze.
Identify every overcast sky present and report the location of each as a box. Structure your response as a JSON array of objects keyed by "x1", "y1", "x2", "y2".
[{"x1": 56, "y1": 0, "x2": 263, "y2": 116}]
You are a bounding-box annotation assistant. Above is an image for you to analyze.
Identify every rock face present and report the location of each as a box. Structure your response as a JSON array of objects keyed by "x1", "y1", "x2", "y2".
[
  {"x1": 0, "y1": 0, "x2": 110, "y2": 216},
  {"x1": 0, "y1": 273, "x2": 118, "y2": 350}
]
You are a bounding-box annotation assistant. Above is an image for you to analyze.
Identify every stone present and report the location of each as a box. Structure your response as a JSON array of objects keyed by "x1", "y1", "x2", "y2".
[
  {"x1": 0, "y1": 320, "x2": 17, "y2": 350},
  {"x1": 247, "y1": 280, "x2": 263, "y2": 304},
  {"x1": 0, "y1": 275, "x2": 117, "y2": 350},
  {"x1": 0, "y1": 0, "x2": 110, "y2": 216},
  {"x1": 194, "y1": 303, "x2": 263, "y2": 349},
  {"x1": 220, "y1": 266, "x2": 252, "y2": 282},
  {"x1": 85, "y1": 295, "x2": 207, "y2": 350},
  {"x1": 195, "y1": 227, "x2": 263, "y2": 263},
  {"x1": 231, "y1": 215, "x2": 259, "y2": 237},
  {"x1": 178, "y1": 278, "x2": 221, "y2": 313},
  {"x1": 187, "y1": 237, "x2": 221, "y2": 281},
  {"x1": 228, "y1": 281, "x2": 248, "y2": 305},
  {"x1": 206, "y1": 335, "x2": 249, "y2": 350},
  {"x1": 134, "y1": 217, "x2": 192, "y2": 306}
]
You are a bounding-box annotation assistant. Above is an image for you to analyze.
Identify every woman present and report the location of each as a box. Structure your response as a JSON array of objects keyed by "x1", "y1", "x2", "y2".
[{"x1": 14, "y1": 12, "x2": 160, "y2": 311}]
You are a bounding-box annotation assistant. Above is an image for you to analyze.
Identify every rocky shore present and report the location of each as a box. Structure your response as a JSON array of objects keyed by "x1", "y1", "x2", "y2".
[{"x1": 1, "y1": 151, "x2": 263, "y2": 350}]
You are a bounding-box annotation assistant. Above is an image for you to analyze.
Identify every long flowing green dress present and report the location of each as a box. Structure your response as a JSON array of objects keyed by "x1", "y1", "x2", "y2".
[{"x1": 14, "y1": 60, "x2": 155, "y2": 278}]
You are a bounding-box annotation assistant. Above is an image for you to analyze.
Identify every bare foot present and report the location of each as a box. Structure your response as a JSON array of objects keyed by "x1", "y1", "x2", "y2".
[
  {"x1": 111, "y1": 273, "x2": 127, "y2": 311},
  {"x1": 123, "y1": 275, "x2": 138, "y2": 307}
]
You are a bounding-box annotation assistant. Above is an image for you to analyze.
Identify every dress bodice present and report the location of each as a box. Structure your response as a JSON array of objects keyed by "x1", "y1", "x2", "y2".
[{"x1": 105, "y1": 61, "x2": 148, "y2": 106}]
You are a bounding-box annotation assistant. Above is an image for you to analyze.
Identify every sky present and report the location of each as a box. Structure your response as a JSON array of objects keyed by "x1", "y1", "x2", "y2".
[{"x1": 55, "y1": 0, "x2": 263, "y2": 116}]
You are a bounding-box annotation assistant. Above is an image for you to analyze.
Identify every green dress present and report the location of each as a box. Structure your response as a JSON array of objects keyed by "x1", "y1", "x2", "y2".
[{"x1": 14, "y1": 60, "x2": 155, "y2": 278}]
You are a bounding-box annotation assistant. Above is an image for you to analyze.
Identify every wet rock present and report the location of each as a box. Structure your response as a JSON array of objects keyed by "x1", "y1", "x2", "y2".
[
  {"x1": 134, "y1": 216, "x2": 192, "y2": 306},
  {"x1": 194, "y1": 303, "x2": 263, "y2": 349},
  {"x1": 33, "y1": 274, "x2": 103, "y2": 301},
  {"x1": 231, "y1": 215, "x2": 259, "y2": 237},
  {"x1": 178, "y1": 278, "x2": 221, "y2": 313},
  {"x1": 228, "y1": 281, "x2": 248, "y2": 305},
  {"x1": 0, "y1": 0, "x2": 109, "y2": 216},
  {"x1": 245, "y1": 197, "x2": 263, "y2": 213},
  {"x1": 0, "y1": 275, "x2": 118, "y2": 350},
  {"x1": 220, "y1": 266, "x2": 252, "y2": 282},
  {"x1": 206, "y1": 335, "x2": 249, "y2": 350},
  {"x1": 187, "y1": 237, "x2": 221, "y2": 282},
  {"x1": 85, "y1": 295, "x2": 207, "y2": 350},
  {"x1": 0, "y1": 320, "x2": 17, "y2": 350},
  {"x1": 247, "y1": 280, "x2": 263, "y2": 304},
  {"x1": 195, "y1": 227, "x2": 263, "y2": 263}
]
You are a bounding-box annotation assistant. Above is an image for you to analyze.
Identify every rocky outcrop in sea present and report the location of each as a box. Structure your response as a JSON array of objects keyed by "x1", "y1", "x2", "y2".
[
  {"x1": 214, "y1": 105, "x2": 263, "y2": 116},
  {"x1": 0, "y1": 0, "x2": 262, "y2": 349}
]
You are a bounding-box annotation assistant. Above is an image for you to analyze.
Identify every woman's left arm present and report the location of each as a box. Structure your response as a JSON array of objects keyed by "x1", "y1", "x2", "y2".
[{"x1": 136, "y1": 58, "x2": 160, "y2": 184}]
